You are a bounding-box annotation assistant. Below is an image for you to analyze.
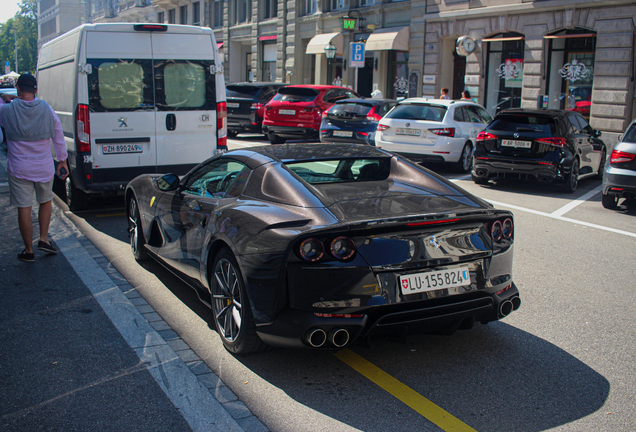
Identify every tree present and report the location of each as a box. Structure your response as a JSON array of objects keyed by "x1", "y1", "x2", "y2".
[{"x1": 0, "y1": 0, "x2": 38, "y2": 74}]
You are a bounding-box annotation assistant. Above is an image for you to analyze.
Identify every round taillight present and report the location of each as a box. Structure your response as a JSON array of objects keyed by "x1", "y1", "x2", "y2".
[
  {"x1": 502, "y1": 218, "x2": 513, "y2": 239},
  {"x1": 491, "y1": 221, "x2": 503, "y2": 242},
  {"x1": 299, "y1": 238, "x2": 324, "y2": 262},
  {"x1": 330, "y1": 236, "x2": 355, "y2": 260}
]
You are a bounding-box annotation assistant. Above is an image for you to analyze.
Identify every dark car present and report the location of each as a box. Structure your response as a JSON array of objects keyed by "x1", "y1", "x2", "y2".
[
  {"x1": 126, "y1": 144, "x2": 520, "y2": 355},
  {"x1": 601, "y1": 118, "x2": 636, "y2": 209},
  {"x1": 262, "y1": 85, "x2": 360, "y2": 144},
  {"x1": 319, "y1": 98, "x2": 396, "y2": 145},
  {"x1": 472, "y1": 109, "x2": 606, "y2": 192},
  {"x1": 225, "y1": 82, "x2": 287, "y2": 137}
]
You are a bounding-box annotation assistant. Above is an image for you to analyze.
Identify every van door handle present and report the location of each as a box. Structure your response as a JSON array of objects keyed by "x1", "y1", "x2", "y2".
[{"x1": 166, "y1": 114, "x2": 176, "y2": 131}]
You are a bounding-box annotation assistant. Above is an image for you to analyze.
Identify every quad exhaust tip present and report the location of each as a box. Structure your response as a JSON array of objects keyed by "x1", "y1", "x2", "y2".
[
  {"x1": 305, "y1": 328, "x2": 350, "y2": 348},
  {"x1": 329, "y1": 329, "x2": 350, "y2": 348},
  {"x1": 500, "y1": 296, "x2": 521, "y2": 317},
  {"x1": 306, "y1": 329, "x2": 327, "y2": 347}
]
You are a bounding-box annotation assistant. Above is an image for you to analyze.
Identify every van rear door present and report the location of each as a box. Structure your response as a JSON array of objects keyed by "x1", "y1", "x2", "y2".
[
  {"x1": 85, "y1": 30, "x2": 157, "y2": 183},
  {"x1": 151, "y1": 32, "x2": 218, "y2": 174}
]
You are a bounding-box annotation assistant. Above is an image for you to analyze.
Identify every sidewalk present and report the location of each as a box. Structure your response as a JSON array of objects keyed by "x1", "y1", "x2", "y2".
[{"x1": 0, "y1": 147, "x2": 266, "y2": 431}]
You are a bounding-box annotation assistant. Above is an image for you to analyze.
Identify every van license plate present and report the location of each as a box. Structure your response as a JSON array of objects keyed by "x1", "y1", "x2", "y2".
[
  {"x1": 279, "y1": 109, "x2": 296, "y2": 115},
  {"x1": 333, "y1": 131, "x2": 353, "y2": 137},
  {"x1": 396, "y1": 128, "x2": 421, "y2": 136},
  {"x1": 103, "y1": 144, "x2": 143, "y2": 154},
  {"x1": 399, "y1": 266, "x2": 470, "y2": 295},
  {"x1": 226, "y1": 103, "x2": 240, "y2": 108}
]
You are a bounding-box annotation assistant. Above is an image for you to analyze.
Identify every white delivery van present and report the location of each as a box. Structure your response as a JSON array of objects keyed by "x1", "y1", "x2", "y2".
[{"x1": 37, "y1": 23, "x2": 227, "y2": 211}]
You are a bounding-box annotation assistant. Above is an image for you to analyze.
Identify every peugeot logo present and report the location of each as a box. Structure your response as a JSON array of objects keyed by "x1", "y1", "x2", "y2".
[
  {"x1": 513, "y1": 133, "x2": 519, "y2": 138},
  {"x1": 429, "y1": 236, "x2": 441, "y2": 250},
  {"x1": 117, "y1": 117, "x2": 128, "y2": 128}
]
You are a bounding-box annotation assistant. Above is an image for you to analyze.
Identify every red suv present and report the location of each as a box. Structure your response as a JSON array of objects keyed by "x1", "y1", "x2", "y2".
[{"x1": 262, "y1": 85, "x2": 360, "y2": 144}]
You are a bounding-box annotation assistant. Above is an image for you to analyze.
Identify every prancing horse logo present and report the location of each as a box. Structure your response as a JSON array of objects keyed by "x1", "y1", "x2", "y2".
[
  {"x1": 429, "y1": 236, "x2": 441, "y2": 249},
  {"x1": 118, "y1": 117, "x2": 128, "y2": 128}
]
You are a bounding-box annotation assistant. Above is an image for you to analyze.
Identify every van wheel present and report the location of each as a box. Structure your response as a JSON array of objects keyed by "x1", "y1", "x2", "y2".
[
  {"x1": 65, "y1": 176, "x2": 89, "y2": 212},
  {"x1": 267, "y1": 133, "x2": 285, "y2": 144},
  {"x1": 453, "y1": 143, "x2": 473, "y2": 173}
]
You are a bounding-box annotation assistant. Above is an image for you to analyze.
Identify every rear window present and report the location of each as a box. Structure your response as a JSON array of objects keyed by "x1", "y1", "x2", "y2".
[
  {"x1": 623, "y1": 124, "x2": 636, "y2": 143},
  {"x1": 88, "y1": 59, "x2": 154, "y2": 111},
  {"x1": 226, "y1": 85, "x2": 261, "y2": 99},
  {"x1": 329, "y1": 102, "x2": 373, "y2": 117},
  {"x1": 385, "y1": 104, "x2": 447, "y2": 122},
  {"x1": 273, "y1": 87, "x2": 319, "y2": 102},
  {"x1": 489, "y1": 114, "x2": 556, "y2": 134},
  {"x1": 284, "y1": 158, "x2": 390, "y2": 184}
]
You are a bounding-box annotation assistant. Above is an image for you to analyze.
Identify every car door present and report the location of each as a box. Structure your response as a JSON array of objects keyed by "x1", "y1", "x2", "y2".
[
  {"x1": 566, "y1": 113, "x2": 595, "y2": 174},
  {"x1": 155, "y1": 158, "x2": 248, "y2": 281},
  {"x1": 573, "y1": 113, "x2": 604, "y2": 172}
]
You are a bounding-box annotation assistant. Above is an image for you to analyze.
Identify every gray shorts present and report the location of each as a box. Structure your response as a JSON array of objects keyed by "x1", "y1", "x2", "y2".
[{"x1": 8, "y1": 175, "x2": 54, "y2": 208}]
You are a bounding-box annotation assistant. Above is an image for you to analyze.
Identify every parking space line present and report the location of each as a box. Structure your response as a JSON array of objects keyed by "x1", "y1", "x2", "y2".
[
  {"x1": 486, "y1": 199, "x2": 636, "y2": 239},
  {"x1": 550, "y1": 185, "x2": 603, "y2": 217},
  {"x1": 334, "y1": 349, "x2": 478, "y2": 432}
]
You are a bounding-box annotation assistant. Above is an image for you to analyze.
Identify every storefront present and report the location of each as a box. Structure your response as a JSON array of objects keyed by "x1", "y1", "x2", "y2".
[
  {"x1": 483, "y1": 33, "x2": 525, "y2": 116},
  {"x1": 366, "y1": 26, "x2": 410, "y2": 99}
]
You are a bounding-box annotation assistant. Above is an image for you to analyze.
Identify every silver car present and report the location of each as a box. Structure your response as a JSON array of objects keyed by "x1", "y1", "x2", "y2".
[{"x1": 602, "y1": 119, "x2": 636, "y2": 209}]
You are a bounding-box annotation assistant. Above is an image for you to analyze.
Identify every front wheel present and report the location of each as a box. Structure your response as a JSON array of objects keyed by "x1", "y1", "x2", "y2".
[
  {"x1": 128, "y1": 196, "x2": 148, "y2": 261},
  {"x1": 453, "y1": 143, "x2": 473, "y2": 173},
  {"x1": 211, "y1": 248, "x2": 264, "y2": 355},
  {"x1": 562, "y1": 158, "x2": 579, "y2": 193}
]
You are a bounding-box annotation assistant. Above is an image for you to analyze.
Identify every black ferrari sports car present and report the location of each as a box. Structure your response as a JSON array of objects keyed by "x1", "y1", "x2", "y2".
[{"x1": 126, "y1": 144, "x2": 520, "y2": 354}]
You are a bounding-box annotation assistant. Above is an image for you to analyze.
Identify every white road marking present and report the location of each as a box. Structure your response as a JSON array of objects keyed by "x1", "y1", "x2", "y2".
[{"x1": 550, "y1": 185, "x2": 603, "y2": 217}]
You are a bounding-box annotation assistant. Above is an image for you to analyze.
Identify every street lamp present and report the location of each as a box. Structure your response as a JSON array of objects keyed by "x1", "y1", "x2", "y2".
[{"x1": 324, "y1": 42, "x2": 336, "y2": 59}]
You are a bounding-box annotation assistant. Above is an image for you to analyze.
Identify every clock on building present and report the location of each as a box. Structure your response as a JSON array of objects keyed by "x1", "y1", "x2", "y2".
[{"x1": 456, "y1": 36, "x2": 476, "y2": 56}]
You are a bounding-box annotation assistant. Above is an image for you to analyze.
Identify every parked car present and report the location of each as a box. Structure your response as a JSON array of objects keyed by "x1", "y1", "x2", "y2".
[
  {"x1": 226, "y1": 82, "x2": 287, "y2": 137},
  {"x1": 262, "y1": 85, "x2": 360, "y2": 144},
  {"x1": 374, "y1": 98, "x2": 492, "y2": 173},
  {"x1": 601, "y1": 118, "x2": 636, "y2": 209},
  {"x1": 126, "y1": 143, "x2": 520, "y2": 354},
  {"x1": 319, "y1": 98, "x2": 396, "y2": 145},
  {"x1": 472, "y1": 109, "x2": 605, "y2": 192}
]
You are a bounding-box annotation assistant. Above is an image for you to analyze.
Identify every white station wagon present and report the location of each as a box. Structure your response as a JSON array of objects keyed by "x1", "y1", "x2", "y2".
[{"x1": 375, "y1": 98, "x2": 492, "y2": 173}]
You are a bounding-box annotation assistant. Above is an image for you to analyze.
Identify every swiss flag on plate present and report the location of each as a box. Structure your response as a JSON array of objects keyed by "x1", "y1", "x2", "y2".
[{"x1": 401, "y1": 279, "x2": 409, "y2": 291}]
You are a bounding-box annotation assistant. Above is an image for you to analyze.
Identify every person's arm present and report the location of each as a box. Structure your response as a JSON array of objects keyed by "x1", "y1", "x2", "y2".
[{"x1": 50, "y1": 107, "x2": 69, "y2": 180}]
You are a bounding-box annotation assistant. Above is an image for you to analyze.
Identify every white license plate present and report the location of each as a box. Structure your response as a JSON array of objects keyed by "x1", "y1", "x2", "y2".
[
  {"x1": 333, "y1": 131, "x2": 353, "y2": 137},
  {"x1": 227, "y1": 102, "x2": 240, "y2": 108},
  {"x1": 279, "y1": 109, "x2": 296, "y2": 115},
  {"x1": 396, "y1": 128, "x2": 421, "y2": 136},
  {"x1": 400, "y1": 266, "x2": 470, "y2": 295},
  {"x1": 501, "y1": 139, "x2": 532, "y2": 148},
  {"x1": 103, "y1": 144, "x2": 143, "y2": 154}
]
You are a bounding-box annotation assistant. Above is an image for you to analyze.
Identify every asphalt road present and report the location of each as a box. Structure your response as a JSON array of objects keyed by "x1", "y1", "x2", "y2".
[{"x1": 61, "y1": 135, "x2": 636, "y2": 432}]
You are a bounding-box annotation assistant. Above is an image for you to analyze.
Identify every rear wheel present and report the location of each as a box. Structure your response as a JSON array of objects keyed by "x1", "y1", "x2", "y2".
[
  {"x1": 128, "y1": 196, "x2": 148, "y2": 261},
  {"x1": 601, "y1": 192, "x2": 619, "y2": 210},
  {"x1": 562, "y1": 158, "x2": 579, "y2": 193},
  {"x1": 267, "y1": 133, "x2": 285, "y2": 144},
  {"x1": 211, "y1": 248, "x2": 264, "y2": 355},
  {"x1": 453, "y1": 143, "x2": 473, "y2": 173},
  {"x1": 471, "y1": 174, "x2": 489, "y2": 185},
  {"x1": 65, "y1": 176, "x2": 89, "y2": 212}
]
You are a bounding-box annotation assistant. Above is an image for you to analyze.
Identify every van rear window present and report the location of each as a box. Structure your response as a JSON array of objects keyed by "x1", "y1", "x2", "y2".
[
  {"x1": 163, "y1": 62, "x2": 206, "y2": 108},
  {"x1": 88, "y1": 59, "x2": 154, "y2": 112}
]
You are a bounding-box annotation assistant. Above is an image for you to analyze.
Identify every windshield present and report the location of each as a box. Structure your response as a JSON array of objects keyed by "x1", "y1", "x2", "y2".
[
  {"x1": 284, "y1": 158, "x2": 390, "y2": 184},
  {"x1": 385, "y1": 104, "x2": 447, "y2": 122},
  {"x1": 273, "y1": 87, "x2": 319, "y2": 102}
]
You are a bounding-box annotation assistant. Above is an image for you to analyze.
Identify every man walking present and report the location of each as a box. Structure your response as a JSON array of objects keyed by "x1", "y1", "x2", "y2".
[{"x1": 0, "y1": 73, "x2": 68, "y2": 262}]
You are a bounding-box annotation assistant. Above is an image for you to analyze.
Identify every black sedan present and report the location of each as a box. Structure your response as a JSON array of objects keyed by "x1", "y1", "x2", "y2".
[
  {"x1": 226, "y1": 82, "x2": 287, "y2": 137},
  {"x1": 126, "y1": 144, "x2": 519, "y2": 354},
  {"x1": 472, "y1": 109, "x2": 606, "y2": 192}
]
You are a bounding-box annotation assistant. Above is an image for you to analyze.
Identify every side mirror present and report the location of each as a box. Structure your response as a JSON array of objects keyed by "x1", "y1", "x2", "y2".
[
  {"x1": 156, "y1": 173, "x2": 180, "y2": 191},
  {"x1": 618, "y1": 134, "x2": 624, "y2": 142}
]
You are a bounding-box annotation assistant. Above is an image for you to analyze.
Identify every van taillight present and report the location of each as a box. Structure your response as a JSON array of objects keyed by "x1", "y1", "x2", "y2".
[
  {"x1": 75, "y1": 104, "x2": 91, "y2": 153},
  {"x1": 133, "y1": 24, "x2": 168, "y2": 32},
  {"x1": 217, "y1": 101, "x2": 227, "y2": 151}
]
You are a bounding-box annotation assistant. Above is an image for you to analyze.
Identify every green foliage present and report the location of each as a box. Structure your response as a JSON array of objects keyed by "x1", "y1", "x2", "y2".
[{"x1": 0, "y1": 0, "x2": 38, "y2": 74}]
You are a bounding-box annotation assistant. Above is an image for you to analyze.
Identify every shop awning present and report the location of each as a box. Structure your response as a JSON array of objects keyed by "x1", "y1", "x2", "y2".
[
  {"x1": 366, "y1": 26, "x2": 410, "y2": 51},
  {"x1": 306, "y1": 32, "x2": 344, "y2": 55},
  {"x1": 217, "y1": 42, "x2": 223, "y2": 49}
]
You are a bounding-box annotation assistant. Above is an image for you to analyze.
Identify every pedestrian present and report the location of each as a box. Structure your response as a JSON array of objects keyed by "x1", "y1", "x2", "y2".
[
  {"x1": 440, "y1": 87, "x2": 450, "y2": 100},
  {"x1": 461, "y1": 90, "x2": 472, "y2": 101},
  {"x1": 0, "y1": 73, "x2": 68, "y2": 262}
]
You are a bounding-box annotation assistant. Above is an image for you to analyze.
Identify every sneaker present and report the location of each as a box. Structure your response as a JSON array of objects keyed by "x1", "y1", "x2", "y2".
[
  {"x1": 37, "y1": 240, "x2": 58, "y2": 254},
  {"x1": 18, "y1": 250, "x2": 35, "y2": 262}
]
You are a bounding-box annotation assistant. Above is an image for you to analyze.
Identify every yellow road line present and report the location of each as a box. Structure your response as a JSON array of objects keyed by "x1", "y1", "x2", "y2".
[{"x1": 334, "y1": 349, "x2": 478, "y2": 432}]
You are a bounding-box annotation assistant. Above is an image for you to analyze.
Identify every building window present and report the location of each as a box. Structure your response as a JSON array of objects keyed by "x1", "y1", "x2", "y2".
[
  {"x1": 214, "y1": 0, "x2": 223, "y2": 27},
  {"x1": 484, "y1": 33, "x2": 525, "y2": 116},
  {"x1": 157, "y1": 11, "x2": 164, "y2": 23},
  {"x1": 168, "y1": 8, "x2": 175, "y2": 24},
  {"x1": 192, "y1": 2, "x2": 200, "y2": 25},
  {"x1": 262, "y1": 0, "x2": 277, "y2": 20},
  {"x1": 40, "y1": 18, "x2": 57, "y2": 38},
  {"x1": 180, "y1": 5, "x2": 188, "y2": 24},
  {"x1": 360, "y1": 0, "x2": 374, "y2": 5},
  {"x1": 546, "y1": 29, "x2": 596, "y2": 121},
  {"x1": 389, "y1": 51, "x2": 409, "y2": 99},
  {"x1": 330, "y1": 0, "x2": 344, "y2": 11},
  {"x1": 230, "y1": 0, "x2": 251, "y2": 25},
  {"x1": 40, "y1": 0, "x2": 56, "y2": 13},
  {"x1": 262, "y1": 43, "x2": 277, "y2": 82},
  {"x1": 302, "y1": 0, "x2": 317, "y2": 16}
]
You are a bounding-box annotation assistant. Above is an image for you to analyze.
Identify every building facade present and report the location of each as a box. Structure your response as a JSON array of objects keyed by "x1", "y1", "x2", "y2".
[{"x1": 37, "y1": 0, "x2": 86, "y2": 47}]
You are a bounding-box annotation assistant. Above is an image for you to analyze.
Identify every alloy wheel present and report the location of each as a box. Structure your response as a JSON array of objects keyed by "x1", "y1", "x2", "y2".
[{"x1": 213, "y1": 258, "x2": 243, "y2": 343}]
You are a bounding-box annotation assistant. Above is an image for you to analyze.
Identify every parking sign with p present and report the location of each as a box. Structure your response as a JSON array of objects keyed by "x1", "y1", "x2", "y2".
[{"x1": 350, "y1": 43, "x2": 365, "y2": 68}]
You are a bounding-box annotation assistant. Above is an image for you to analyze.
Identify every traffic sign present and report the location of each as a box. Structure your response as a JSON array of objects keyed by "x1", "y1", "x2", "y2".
[
  {"x1": 350, "y1": 43, "x2": 365, "y2": 68},
  {"x1": 4, "y1": 61, "x2": 9, "y2": 75}
]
